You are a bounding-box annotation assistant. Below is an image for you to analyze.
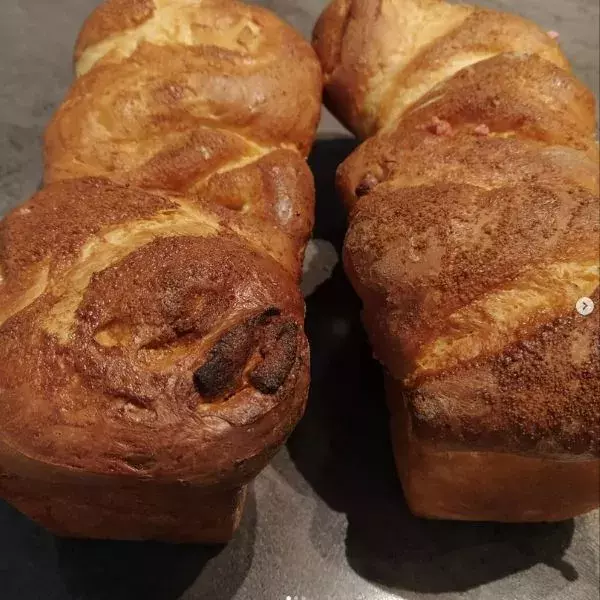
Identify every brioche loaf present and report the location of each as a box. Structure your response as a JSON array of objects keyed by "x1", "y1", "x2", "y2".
[
  {"x1": 0, "y1": 0, "x2": 321, "y2": 542},
  {"x1": 314, "y1": 0, "x2": 599, "y2": 521}
]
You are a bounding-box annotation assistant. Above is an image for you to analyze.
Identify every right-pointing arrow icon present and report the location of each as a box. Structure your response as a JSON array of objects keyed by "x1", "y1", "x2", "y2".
[{"x1": 576, "y1": 297, "x2": 595, "y2": 317}]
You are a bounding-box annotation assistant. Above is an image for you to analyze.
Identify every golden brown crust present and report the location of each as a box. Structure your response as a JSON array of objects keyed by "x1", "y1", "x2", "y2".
[
  {"x1": 0, "y1": 180, "x2": 309, "y2": 485},
  {"x1": 337, "y1": 54, "x2": 598, "y2": 210},
  {"x1": 313, "y1": 0, "x2": 371, "y2": 134},
  {"x1": 406, "y1": 304, "x2": 599, "y2": 457},
  {"x1": 390, "y1": 388, "x2": 600, "y2": 521},
  {"x1": 0, "y1": 472, "x2": 249, "y2": 543},
  {"x1": 314, "y1": 0, "x2": 567, "y2": 137},
  {"x1": 0, "y1": 0, "x2": 321, "y2": 541},
  {"x1": 46, "y1": 46, "x2": 320, "y2": 175},
  {"x1": 345, "y1": 181, "x2": 599, "y2": 461},
  {"x1": 315, "y1": 0, "x2": 599, "y2": 520},
  {"x1": 74, "y1": 0, "x2": 156, "y2": 60},
  {"x1": 345, "y1": 184, "x2": 599, "y2": 452},
  {"x1": 45, "y1": 0, "x2": 322, "y2": 281},
  {"x1": 47, "y1": 2, "x2": 323, "y2": 178}
]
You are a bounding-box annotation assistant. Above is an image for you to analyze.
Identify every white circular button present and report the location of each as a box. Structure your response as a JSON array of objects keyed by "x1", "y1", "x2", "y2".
[{"x1": 576, "y1": 297, "x2": 595, "y2": 316}]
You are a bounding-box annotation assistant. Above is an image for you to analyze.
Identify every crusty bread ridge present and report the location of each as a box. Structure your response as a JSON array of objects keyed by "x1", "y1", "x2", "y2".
[
  {"x1": 0, "y1": 0, "x2": 322, "y2": 542},
  {"x1": 313, "y1": 0, "x2": 599, "y2": 521}
]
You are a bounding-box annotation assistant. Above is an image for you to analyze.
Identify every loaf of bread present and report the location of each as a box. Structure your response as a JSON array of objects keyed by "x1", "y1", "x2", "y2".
[
  {"x1": 314, "y1": 0, "x2": 599, "y2": 521},
  {"x1": 0, "y1": 0, "x2": 321, "y2": 542}
]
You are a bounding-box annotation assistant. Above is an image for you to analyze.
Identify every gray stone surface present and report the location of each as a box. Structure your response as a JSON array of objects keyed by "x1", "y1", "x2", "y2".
[{"x1": 0, "y1": 1, "x2": 598, "y2": 599}]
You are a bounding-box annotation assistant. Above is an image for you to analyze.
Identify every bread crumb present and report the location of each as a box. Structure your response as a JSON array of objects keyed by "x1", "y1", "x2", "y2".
[{"x1": 426, "y1": 116, "x2": 453, "y2": 136}]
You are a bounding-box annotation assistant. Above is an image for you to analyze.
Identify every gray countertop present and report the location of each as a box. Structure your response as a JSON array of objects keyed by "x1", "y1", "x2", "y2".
[{"x1": 0, "y1": 1, "x2": 598, "y2": 599}]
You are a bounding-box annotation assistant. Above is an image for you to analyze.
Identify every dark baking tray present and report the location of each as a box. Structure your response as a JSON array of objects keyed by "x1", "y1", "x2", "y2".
[{"x1": 0, "y1": 1, "x2": 598, "y2": 599}]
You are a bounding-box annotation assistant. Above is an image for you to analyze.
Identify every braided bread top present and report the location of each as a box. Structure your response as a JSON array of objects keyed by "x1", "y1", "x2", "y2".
[
  {"x1": 314, "y1": 0, "x2": 599, "y2": 458},
  {"x1": 314, "y1": 0, "x2": 568, "y2": 138},
  {"x1": 46, "y1": 0, "x2": 322, "y2": 276},
  {"x1": 0, "y1": 0, "x2": 321, "y2": 487}
]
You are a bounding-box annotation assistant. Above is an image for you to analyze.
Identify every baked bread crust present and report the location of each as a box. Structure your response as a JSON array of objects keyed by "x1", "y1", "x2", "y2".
[
  {"x1": 314, "y1": 0, "x2": 568, "y2": 138},
  {"x1": 314, "y1": 0, "x2": 599, "y2": 521},
  {"x1": 0, "y1": 0, "x2": 321, "y2": 542}
]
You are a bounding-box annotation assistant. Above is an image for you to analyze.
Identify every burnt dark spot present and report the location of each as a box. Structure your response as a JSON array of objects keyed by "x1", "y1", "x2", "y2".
[
  {"x1": 193, "y1": 309, "x2": 299, "y2": 400},
  {"x1": 249, "y1": 322, "x2": 299, "y2": 394},
  {"x1": 355, "y1": 172, "x2": 379, "y2": 197},
  {"x1": 193, "y1": 321, "x2": 254, "y2": 398}
]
